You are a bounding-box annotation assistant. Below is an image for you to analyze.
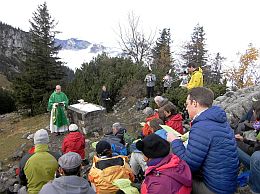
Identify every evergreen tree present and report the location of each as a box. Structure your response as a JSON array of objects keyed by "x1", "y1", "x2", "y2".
[
  {"x1": 66, "y1": 54, "x2": 147, "y2": 105},
  {"x1": 182, "y1": 24, "x2": 208, "y2": 67},
  {"x1": 13, "y1": 2, "x2": 63, "y2": 115},
  {"x1": 152, "y1": 28, "x2": 172, "y2": 70},
  {"x1": 209, "y1": 53, "x2": 225, "y2": 84}
]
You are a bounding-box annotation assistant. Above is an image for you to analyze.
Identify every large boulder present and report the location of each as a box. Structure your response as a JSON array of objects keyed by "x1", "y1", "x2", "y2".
[{"x1": 214, "y1": 85, "x2": 260, "y2": 128}]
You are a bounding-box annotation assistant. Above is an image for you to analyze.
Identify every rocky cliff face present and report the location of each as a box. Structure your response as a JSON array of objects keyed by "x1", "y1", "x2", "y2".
[
  {"x1": 0, "y1": 22, "x2": 30, "y2": 78},
  {"x1": 214, "y1": 85, "x2": 260, "y2": 128}
]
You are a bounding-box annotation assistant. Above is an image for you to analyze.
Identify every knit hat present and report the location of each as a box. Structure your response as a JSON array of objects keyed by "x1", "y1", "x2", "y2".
[
  {"x1": 58, "y1": 152, "x2": 82, "y2": 170},
  {"x1": 96, "y1": 140, "x2": 111, "y2": 156},
  {"x1": 113, "y1": 179, "x2": 139, "y2": 194},
  {"x1": 34, "y1": 129, "x2": 49, "y2": 145},
  {"x1": 142, "y1": 107, "x2": 154, "y2": 116},
  {"x1": 69, "y1": 124, "x2": 78, "y2": 132},
  {"x1": 136, "y1": 133, "x2": 170, "y2": 159}
]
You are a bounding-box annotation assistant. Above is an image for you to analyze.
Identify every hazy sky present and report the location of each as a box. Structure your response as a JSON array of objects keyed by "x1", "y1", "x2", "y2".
[{"x1": 1, "y1": 0, "x2": 260, "y2": 65}]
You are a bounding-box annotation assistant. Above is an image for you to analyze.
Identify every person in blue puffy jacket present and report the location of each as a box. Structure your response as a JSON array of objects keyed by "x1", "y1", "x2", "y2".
[{"x1": 167, "y1": 87, "x2": 239, "y2": 194}]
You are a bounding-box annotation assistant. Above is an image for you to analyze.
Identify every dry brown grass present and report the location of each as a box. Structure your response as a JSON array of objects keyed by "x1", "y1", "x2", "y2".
[
  {"x1": 0, "y1": 113, "x2": 49, "y2": 162},
  {"x1": 0, "y1": 73, "x2": 12, "y2": 90}
]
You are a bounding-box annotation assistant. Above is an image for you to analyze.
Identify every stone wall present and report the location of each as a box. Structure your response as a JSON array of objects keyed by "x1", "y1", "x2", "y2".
[{"x1": 213, "y1": 85, "x2": 260, "y2": 128}]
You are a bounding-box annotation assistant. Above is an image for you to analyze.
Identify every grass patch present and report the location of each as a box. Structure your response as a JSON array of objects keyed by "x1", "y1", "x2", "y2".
[
  {"x1": 0, "y1": 73, "x2": 12, "y2": 90},
  {"x1": 0, "y1": 114, "x2": 49, "y2": 162}
]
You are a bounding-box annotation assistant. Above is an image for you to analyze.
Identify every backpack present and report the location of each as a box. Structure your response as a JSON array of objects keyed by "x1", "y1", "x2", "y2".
[{"x1": 111, "y1": 143, "x2": 128, "y2": 156}]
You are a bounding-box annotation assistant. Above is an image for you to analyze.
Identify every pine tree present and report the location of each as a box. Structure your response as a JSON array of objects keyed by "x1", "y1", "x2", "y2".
[
  {"x1": 182, "y1": 24, "x2": 207, "y2": 66},
  {"x1": 14, "y1": 2, "x2": 63, "y2": 115},
  {"x1": 210, "y1": 53, "x2": 225, "y2": 84},
  {"x1": 152, "y1": 28, "x2": 172, "y2": 70}
]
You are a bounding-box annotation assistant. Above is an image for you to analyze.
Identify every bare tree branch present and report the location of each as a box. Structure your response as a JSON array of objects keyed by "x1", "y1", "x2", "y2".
[{"x1": 116, "y1": 11, "x2": 155, "y2": 65}]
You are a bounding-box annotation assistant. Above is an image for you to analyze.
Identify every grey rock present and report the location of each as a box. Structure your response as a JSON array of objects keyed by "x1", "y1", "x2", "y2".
[
  {"x1": 12, "y1": 150, "x2": 23, "y2": 160},
  {"x1": 27, "y1": 133, "x2": 34, "y2": 140},
  {"x1": 21, "y1": 132, "x2": 30, "y2": 139},
  {"x1": 214, "y1": 85, "x2": 260, "y2": 128}
]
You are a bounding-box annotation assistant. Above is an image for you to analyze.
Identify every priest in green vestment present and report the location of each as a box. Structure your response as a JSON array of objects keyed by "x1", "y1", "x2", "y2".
[{"x1": 48, "y1": 85, "x2": 69, "y2": 134}]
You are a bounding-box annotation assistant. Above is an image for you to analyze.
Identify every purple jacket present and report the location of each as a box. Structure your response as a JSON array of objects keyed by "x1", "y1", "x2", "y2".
[{"x1": 141, "y1": 153, "x2": 192, "y2": 194}]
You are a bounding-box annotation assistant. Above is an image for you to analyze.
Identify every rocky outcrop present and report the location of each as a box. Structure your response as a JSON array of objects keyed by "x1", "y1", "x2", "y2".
[
  {"x1": 0, "y1": 22, "x2": 30, "y2": 78},
  {"x1": 214, "y1": 85, "x2": 260, "y2": 128}
]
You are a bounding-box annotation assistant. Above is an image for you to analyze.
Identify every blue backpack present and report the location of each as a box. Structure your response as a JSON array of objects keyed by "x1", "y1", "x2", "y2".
[{"x1": 111, "y1": 143, "x2": 128, "y2": 156}]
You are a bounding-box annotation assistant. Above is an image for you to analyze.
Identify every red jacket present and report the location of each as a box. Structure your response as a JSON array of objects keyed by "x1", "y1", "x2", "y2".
[
  {"x1": 62, "y1": 132, "x2": 85, "y2": 159},
  {"x1": 165, "y1": 113, "x2": 184, "y2": 134},
  {"x1": 142, "y1": 114, "x2": 159, "y2": 137}
]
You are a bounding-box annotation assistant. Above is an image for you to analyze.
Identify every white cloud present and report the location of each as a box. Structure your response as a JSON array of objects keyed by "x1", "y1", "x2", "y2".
[{"x1": 1, "y1": 0, "x2": 260, "y2": 63}]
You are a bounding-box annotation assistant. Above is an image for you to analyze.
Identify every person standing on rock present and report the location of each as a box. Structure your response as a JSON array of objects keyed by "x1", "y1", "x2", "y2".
[
  {"x1": 183, "y1": 63, "x2": 203, "y2": 90},
  {"x1": 162, "y1": 70, "x2": 173, "y2": 93},
  {"x1": 48, "y1": 85, "x2": 69, "y2": 135},
  {"x1": 144, "y1": 68, "x2": 156, "y2": 98}
]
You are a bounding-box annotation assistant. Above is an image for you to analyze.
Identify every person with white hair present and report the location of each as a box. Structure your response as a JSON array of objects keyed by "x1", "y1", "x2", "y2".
[
  {"x1": 40, "y1": 152, "x2": 95, "y2": 194},
  {"x1": 111, "y1": 122, "x2": 126, "y2": 145},
  {"x1": 48, "y1": 85, "x2": 69, "y2": 135},
  {"x1": 18, "y1": 129, "x2": 59, "y2": 194},
  {"x1": 154, "y1": 96, "x2": 168, "y2": 108}
]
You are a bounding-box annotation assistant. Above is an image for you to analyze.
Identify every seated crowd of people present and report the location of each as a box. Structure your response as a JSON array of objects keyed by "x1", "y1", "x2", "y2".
[{"x1": 17, "y1": 87, "x2": 260, "y2": 194}]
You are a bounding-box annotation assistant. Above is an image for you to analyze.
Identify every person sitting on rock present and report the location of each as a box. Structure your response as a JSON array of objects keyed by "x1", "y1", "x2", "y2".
[
  {"x1": 141, "y1": 107, "x2": 159, "y2": 137},
  {"x1": 167, "y1": 87, "x2": 239, "y2": 194},
  {"x1": 101, "y1": 123, "x2": 128, "y2": 156},
  {"x1": 40, "y1": 152, "x2": 95, "y2": 194},
  {"x1": 235, "y1": 95, "x2": 260, "y2": 134},
  {"x1": 18, "y1": 129, "x2": 59, "y2": 194},
  {"x1": 161, "y1": 102, "x2": 184, "y2": 134},
  {"x1": 136, "y1": 134, "x2": 192, "y2": 194},
  {"x1": 62, "y1": 124, "x2": 86, "y2": 160},
  {"x1": 235, "y1": 99, "x2": 260, "y2": 155},
  {"x1": 149, "y1": 118, "x2": 167, "y2": 139},
  {"x1": 88, "y1": 140, "x2": 134, "y2": 194},
  {"x1": 235, "y1": 99, "x2": 260, "y2": 193}
]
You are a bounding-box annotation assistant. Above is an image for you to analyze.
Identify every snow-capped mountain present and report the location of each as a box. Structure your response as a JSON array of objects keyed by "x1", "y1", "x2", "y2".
[
  {"x1": 55, "y1": 38, "x2": 122, "y2": 70},
  {"x1": 55, "y1": 38, "x2": 91, "y2": 50}
]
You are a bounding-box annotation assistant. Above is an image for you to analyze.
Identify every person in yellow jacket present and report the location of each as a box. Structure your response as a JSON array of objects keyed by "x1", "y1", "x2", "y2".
[
  {"x1": 185, "y1": 63, "x2": 203, "y2": 90},
  {"x1": 88, "y1": 140, "x2": 135, "y2": 194}
]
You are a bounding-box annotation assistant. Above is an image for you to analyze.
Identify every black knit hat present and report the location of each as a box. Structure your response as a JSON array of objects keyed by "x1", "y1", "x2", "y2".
[
  {"x1": 136, "y1": 134, "x2": 170, "y2": 159},
  {"x1": 96, "y1": 140, "x2": 111, "y2": 156}
]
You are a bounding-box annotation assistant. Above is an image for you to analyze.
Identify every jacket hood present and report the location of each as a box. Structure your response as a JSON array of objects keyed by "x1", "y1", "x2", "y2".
[
  {"x1": 169, "y1": 113, "x2": 183, "y2": 121},
  {"x1": 193, "y1": 106, "x2": 227, "y2": 124},
  {"x1": 146, "y1": 153, "x2": 192, "y2": 187},
  {"x1": 67, "y1": 132, "x2": 83, "y2": 142},
  {"x1": 51, "y1": 176, "x2": 93, "y2": 193}
]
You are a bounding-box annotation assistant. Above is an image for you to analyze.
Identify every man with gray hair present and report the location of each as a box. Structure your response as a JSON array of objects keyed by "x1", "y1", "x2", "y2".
[
  {"x1": 154, "y1": 96, "x2": 168, "y2": 108},
  {"x1": 40, "y1": 152, "x2": 95, "y2": 194},
  {"x1": 112, "y1": 122, "x2": 126, "y2": 145}
]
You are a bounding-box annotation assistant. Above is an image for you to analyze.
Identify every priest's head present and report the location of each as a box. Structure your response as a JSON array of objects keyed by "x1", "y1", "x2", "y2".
[{"x1": 56, "y1": 85, "x2": 61, "y2": 93}]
